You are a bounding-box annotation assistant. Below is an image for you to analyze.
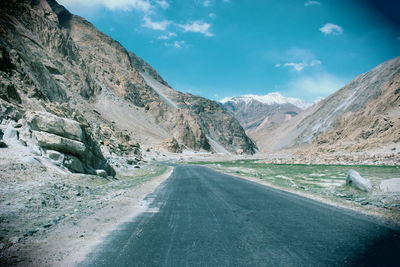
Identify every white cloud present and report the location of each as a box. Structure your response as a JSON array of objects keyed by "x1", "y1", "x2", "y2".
[
  {"x1": 173, "y1": 40, "x2": 186, "y2": 48},
  {"x1": 158, "y1": 32, "x2": 177, "y2": 40},
  {"x1": 304, "y1": 1, "x2": 321, "y2": 7},
  {"x1": 142, "y1": 16, "x2": 170, "y2": 30},
  {"x1": 178, "y1": 21, "x2": 214, "y2": 37},
  {"x1": 58, "y1": 0, "x2": 152, "y2": 12},
  {"x1": 209, "y1": 13, "x2": 216, "y2": 18},
  {"x1": 276, "y1": 59, "x2": 321, "y2": 71},
  {"x1": 165, "y1": 40, "x2": 187, "y2": 48},
  {"x1": 155, "y1": 0, "x2": 169, "y2": 9},
  {"x1": 287, "y1": 73, "x2": 345, "y2": 97},
  {"x1": 202, "y1": 0, "x2": 212, "y2": 7},
  {"x1": 319, "y1": 23, "x2": 343, "y2": 35}
]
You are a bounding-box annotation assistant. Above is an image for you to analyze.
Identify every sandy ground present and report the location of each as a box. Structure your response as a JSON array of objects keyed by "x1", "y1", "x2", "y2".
[
  {"x1": 0, "y1": 148, "x2": 173, "y2": 267},
  {"x1": 21, "y1": 166, "x2": 173, "y2": 267}
]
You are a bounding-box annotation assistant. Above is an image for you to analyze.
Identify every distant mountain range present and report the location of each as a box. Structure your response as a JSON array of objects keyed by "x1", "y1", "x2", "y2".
[
  {"x1": 220, "y1": 93, "x2": 311, "y2": 133},
  {"x1": 220, "y1": 93, "x2": 312, "y2": 109}
]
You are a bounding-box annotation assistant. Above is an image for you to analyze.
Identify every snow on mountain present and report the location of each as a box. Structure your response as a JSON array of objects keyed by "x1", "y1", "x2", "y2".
[{"x1": 220, "y1": 92, "x2": 311, "y2": 109}]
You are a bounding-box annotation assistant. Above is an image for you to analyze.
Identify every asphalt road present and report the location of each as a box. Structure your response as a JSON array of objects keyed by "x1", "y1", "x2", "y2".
[{"x1": 80, "y1": 165, "x2": 400, "y2": 266}]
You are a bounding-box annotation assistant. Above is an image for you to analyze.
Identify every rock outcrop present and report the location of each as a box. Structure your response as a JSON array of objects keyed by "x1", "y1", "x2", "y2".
[
  {"x1": 5, "y1": 111, "x2": 116, "y2": 176},
  {"x1": 346, "y1": 170, "x2": 372, "y2": 192},
  {"x1": 0, "y1": 0, "x2": 256, "y2": 155}
]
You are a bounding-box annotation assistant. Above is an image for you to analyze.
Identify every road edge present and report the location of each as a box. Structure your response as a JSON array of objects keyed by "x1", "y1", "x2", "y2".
[{"x1": 206, "y1": 166, "x2": 400, "y2": 230}]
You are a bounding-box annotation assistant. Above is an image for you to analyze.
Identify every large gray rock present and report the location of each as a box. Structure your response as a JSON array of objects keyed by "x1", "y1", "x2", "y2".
[
  {"x1": 346, "y1": 169, "x2": 372, "y2": 192},
  {"x1": 34, "y1": 131, "x2": 86, "y2": 158},
  {"x1": 27, "y1": 111, "x2": 83, "y2": 142},
  {"x1": 63, "y1": 155, "x2": 85, "y2": 173},
  {"x1": 3, "y1": 124, "x2": 18, "y2": 140}
]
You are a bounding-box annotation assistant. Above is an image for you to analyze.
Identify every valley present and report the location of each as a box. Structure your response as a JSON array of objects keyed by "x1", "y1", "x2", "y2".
[{"x1": 0, "y1": 0, "x2": 399, "y2": 266}]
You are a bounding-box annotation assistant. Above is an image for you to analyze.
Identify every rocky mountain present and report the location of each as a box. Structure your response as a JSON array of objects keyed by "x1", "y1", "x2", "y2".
[
  {"x1": 252, "y1": 56, "x2": 400, "y2": 153},
  {"x1": 220, "y1": 93, "x2": 309, "y2": 132},
  {"x1": 0, "y1": 0, "x2": 256, "y2": 175}
]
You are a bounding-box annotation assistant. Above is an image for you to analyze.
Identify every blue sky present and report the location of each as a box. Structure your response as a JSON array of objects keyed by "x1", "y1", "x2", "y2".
[{"x1": 58, "y1": 0, "x2": 399, "y2": 101}]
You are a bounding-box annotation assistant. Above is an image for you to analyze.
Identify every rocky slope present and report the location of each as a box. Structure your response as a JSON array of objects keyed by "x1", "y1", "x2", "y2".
[
  {"x1": 253, "y1": 57, "x2": 400, "y2": 154},
  {"x1": 0, "y1": 0, "x2": 256, "y2": 170},
  {"x1": 220, "y1": 93, "x2": 307, "y2": 135}
]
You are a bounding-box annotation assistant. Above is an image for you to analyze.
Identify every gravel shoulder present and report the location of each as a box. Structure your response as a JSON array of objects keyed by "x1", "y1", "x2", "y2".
[{"x1": 0, "y1": 151, "x2": 173, "y2": 266}]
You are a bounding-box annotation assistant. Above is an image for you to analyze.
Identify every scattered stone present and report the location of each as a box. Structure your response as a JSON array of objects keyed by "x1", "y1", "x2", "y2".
[
  {"x1": 95, "y1": 169, "x2": 107, "y2": 178},
  {"x1": 9, "y1": 236, "x2": 20, "y2": 244},
  {"x1": 346, "y1": 169, "x2": 372, "y2": 192},
  {"x1": 0, "y1": 141, "x2": 7, "y2": 148},
  {"x1": 3, "y1": 124, "x2": 18, "y2": 140},
  {"x1": 43, "y1": 223, "x2": 52, "y2": 228},
  {"x1": 160, "y1": 137, "x2": 182, "y2": 153},
  {"x1": 126, "y1": 158, "x2": 137, "y2": 165},
  {"x1": 14, "y1": 122, "x2": 22, "y2": 128},
  {"x1": 133, "y1": 165, "x2": 140, "y2": 169},
  {"x1": 19, "y1": 139, "x2": 27, "y2": 146}
]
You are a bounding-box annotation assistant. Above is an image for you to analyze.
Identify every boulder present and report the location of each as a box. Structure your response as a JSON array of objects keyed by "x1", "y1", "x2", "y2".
[
  {"x1": 34, "y1": 131, "x2": 86, "y2": 158},
  {"x1": 26, "y1": 111, "x2": 84, "y2": 141},
  {"x1": 346, "y1": 169, "x2": 372, "y2": 192},
  {"x1": 0, "y1": 141, "x2": 7, "y2": 148},
  {"x1": 126, "y1": 158, "x2": 137, "y2": 165},
  {"x1": 45, "y1": 150, "x2": 64, "y2": 166}
]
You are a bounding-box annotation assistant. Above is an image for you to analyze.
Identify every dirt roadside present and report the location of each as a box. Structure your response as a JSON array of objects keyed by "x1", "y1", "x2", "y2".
[{"x1": 1, "y1": 166, "x2": 173, "y2": 267}]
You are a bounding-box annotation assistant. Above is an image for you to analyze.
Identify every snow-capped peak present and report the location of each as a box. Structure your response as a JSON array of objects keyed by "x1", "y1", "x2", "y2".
[{"x1": 220, "y1": 92, "x2": 311, "y2": 109}]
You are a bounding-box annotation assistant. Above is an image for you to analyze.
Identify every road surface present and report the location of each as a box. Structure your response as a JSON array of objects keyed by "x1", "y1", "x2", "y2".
[{"x1": 80, "y1": 165, "x2": 400, "y2": 266}]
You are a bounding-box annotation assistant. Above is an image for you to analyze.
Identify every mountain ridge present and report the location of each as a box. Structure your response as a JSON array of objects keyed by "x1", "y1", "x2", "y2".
[
  {"x1": 252, "y1": 56, "x2": 400, "y2": 153},
  {"x1": 0, "y1": 0, "x2": 257, "y2": 161}
]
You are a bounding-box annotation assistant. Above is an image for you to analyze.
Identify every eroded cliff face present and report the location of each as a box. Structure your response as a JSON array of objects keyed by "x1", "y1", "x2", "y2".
[{"x1": 0, "y1": 0, "x2": 256, "y2": 155}]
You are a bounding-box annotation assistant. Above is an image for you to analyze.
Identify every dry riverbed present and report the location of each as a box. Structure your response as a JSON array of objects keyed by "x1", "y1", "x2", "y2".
[
  {"x1": 0, "y1": 156, "x2": 172, "y2": 266},
  {"x1": 187, "y1": 160, "x2": 400, "y2": 225}
]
